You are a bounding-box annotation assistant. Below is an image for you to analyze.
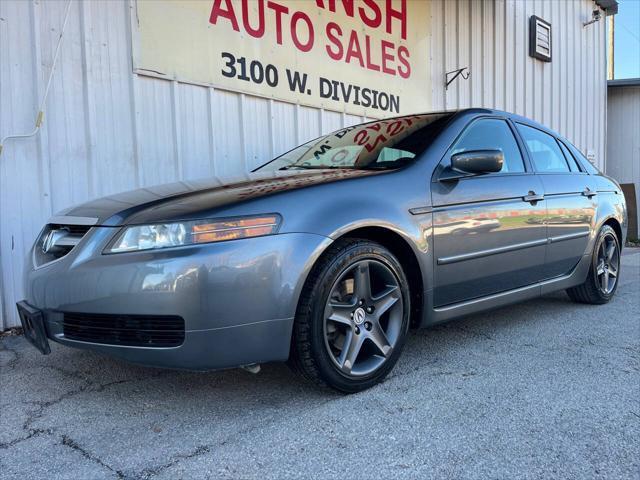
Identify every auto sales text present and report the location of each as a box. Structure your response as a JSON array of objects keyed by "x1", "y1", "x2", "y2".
[{"x1": 210, "y1": 0, "x2": 412, "y2": 79}]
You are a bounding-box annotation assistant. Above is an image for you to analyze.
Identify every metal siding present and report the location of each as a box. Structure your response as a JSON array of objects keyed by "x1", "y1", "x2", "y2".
[
  {"x1": 429, "y1": 0, "x2": 446, "y2": 111},
  {"x1": 504, "y1": 0, "x2": 516, "y2": 113},
  {"x1": 41, "y1": 0, "x2": 91, "y2": 212},
  {"x1": 136, "y1": 76, "x2": 178, "y2": 186},
  {"x1": 430, "y1": 0, "x2": 606, "y2": 161},
  {"x1": 443, "y1": 0, "x2": 458, "y2": 110},
  {"x1": 322, "y1": 110, "x2": 343, "y2": 135},
  {"x1": 606, "y1": 86, "x2": 640, "y2": 233},
  {"x1": 0, "y1": 0, "x2": 608, "y2": 328},
  {"x1": 177, "y1": 82, "x2": 215, "y2": 180},
  {"x1": 270, "y1": 101, "x2": 297, "y2": 158},
  {"x1": 458, "y1": 0, "x2": 471, "y2": 108},
  {"x1": 242, "y1": 95, "x2": 272, "y2": 172},
  {"x1": 1, "y1": 0, "x2": 51, "y2": 330},
  {"x1": 344, "y1": 114, "x2": 366, "y2": 127},
  {"x1": 469, "y1": 0, "x2": 482, "y2": 107},
  {"x1": 212, "y1": 89, "x2": 245, "y2": 178}
]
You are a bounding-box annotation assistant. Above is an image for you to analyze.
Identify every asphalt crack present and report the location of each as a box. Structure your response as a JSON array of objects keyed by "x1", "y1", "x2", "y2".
[
  {"x1": 129, "y1": 391, "x2": 345, "y2": 479},
  {"x1": 1, "y1": 369, "x2": 148, "y2": 452},
  {"x1": 61, "y1": 434, "x2": 125, "y2": 478},
  {"x1": 134, "y1": 445, "x2": 211, "y2": 479},
  {"x1": 0, "y1": 382, "x2": 94, "y2": 450},
  {"x1": 0, "y1": 428, "x2": 53, "y2": 450}
]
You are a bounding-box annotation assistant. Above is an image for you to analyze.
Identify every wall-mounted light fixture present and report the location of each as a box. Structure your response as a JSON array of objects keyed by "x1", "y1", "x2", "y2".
[{"x1": 583, "y1": 9, "x2": 603, "y2": 27}]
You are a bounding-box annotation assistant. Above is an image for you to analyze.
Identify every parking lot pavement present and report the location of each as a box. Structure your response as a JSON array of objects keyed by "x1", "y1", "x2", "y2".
[{"x1": 1, "y1": 250, "x2": 638, "y2": 480}]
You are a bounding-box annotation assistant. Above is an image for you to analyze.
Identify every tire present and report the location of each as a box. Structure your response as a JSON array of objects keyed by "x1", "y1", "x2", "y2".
[
  {"x1": 289, "y1": 238, "x2": 411, "y2": 393},
  {"x1": 567, "y1": 224, "x2": 621, "y2": 304}
]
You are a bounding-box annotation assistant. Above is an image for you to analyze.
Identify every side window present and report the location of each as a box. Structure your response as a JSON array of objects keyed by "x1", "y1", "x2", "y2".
[
  {"x1": 450, "y1": 119, "x2": 525, "y2": 173},
  {"x1": 517, "y1": 124, "x2": 570, "y2": 173},
  {"x1": 557, "y1": 140, "x2": 582, "y2": 172},
  {"x1": 567, "y1": 142, "x2": 601, "y2": 174},
  {"x1": 376, "y1": 147, "x2": 415, "y2": 163}
]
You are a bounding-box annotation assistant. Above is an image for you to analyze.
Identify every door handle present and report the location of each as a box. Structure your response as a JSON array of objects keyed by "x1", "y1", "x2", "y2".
[
  {"x1": 523, "y1": 191, "x2": 544, "y2": 203},
  {"x1": 582, "y1": 188, "x2": 597, "y2": 198}
]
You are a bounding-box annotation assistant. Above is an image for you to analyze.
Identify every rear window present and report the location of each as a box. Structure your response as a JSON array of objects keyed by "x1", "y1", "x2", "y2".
[
  {"x1": 565, "y1": 141, "x2": 601, "y2": 174},
  {"x1": 517, "y1": 124, "x2": 570, "y2": 173},
  {"x1": 557, "y1": 140, "x2": 582, "y2": 172}
]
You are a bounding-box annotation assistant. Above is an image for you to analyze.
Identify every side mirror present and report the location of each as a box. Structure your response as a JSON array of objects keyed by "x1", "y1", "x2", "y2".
[{"x1": 440, "y1": 150, "x2": 504, "y2": 181}]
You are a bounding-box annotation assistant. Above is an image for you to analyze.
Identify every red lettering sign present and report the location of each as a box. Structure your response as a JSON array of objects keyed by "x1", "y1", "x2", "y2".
[{"x1": 209, "y1": 0, "x2": 413, "y2": 79}]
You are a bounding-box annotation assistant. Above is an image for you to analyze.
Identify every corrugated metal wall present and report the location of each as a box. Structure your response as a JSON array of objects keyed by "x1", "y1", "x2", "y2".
[
  {"x1": 0, "y1": 0, "x2": 607, "y2": 329},
  {"x1": 431, "y1": 0, "x2": 607, "y2": 162},
  {"x1": 606, "y1": 85, "x2": 640, "y2": 235}
]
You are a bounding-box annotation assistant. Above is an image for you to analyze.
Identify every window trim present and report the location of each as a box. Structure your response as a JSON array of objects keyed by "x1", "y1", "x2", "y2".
[
  {"x1": 559, "y1": 138, "x2": 598, "y2": 175},
  {"x1": 433, "y1": 116, "x2": 532, "y2": 182},
  {"x1": 555, "y1": 138, "x2": 586, "y2": 174}
]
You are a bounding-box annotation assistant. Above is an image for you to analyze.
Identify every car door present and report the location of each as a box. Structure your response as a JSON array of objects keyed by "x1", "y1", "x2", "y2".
[
  {"x1": 515, "y1": 124, "x2": 596, "y2": 279},
  {"x1": 431, "y1": 118, "x2": 547, "y2": 307}
]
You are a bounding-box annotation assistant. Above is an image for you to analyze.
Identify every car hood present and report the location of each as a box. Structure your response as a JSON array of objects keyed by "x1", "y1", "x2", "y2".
[{"x1": 56, "y1": 169, "x2": 379, "y2": 226}]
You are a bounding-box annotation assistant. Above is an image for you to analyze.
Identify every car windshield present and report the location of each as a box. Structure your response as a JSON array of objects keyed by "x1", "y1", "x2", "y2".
[{"x1": 254, "y1": 113, "x2": 452, "y2": 171}]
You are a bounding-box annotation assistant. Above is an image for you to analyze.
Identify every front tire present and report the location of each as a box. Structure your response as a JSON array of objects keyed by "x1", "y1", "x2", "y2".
[
  {"x1": 290, "y1": 239, "x2": 410, "y2": 393},
  {"x1": 567, "y1": 224, "x2": 621, "y2": 304}
]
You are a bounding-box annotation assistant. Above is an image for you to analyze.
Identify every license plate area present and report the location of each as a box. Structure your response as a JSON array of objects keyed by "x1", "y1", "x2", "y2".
[{"x1": 16, "y1": 301, "x2": 51, "y2": 355}]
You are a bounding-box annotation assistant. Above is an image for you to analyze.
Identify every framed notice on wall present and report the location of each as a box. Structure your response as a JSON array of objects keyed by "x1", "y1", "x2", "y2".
[{"x1": 131, "y1": 0, "x2": 431, "y2": 116}]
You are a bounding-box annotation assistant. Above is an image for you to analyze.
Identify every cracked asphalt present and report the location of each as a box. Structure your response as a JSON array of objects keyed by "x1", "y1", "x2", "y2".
[{"x1": 1, "y1": 250, "x2": 639, "y2": 480}]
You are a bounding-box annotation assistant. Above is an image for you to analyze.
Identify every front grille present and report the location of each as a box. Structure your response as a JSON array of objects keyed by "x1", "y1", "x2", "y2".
[
  {"x1": 53, "y1": 223, "x2": 92, "y2": 236},
  {"x1": 35, "y1": 224, "x2": 92, "y2": 266},
  {"x1": 62, "y1": 313, "x2": 185, "y2": 347}
]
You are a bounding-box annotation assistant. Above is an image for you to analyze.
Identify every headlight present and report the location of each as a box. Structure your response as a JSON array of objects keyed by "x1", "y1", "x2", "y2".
[{"x1": 106, "y1": 215, "x2": 280, "y2": 253}]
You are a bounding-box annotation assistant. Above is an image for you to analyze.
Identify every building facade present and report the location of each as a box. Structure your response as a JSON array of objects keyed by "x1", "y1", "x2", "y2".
[
  {"x1": 0, "y1": 0, "x2": 612, "y2": 329},
  {"x1": 606, "y1": 78, "x2": 640, "y2": 240}
]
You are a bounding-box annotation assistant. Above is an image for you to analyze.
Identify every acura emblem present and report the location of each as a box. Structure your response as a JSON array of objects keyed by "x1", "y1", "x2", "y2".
[
  {"x1": 42, "y1": 228, "x2": 68, "y2": 254},
  {"x1": 353, "y1": 307, "x2": 366, "y2": 325}
]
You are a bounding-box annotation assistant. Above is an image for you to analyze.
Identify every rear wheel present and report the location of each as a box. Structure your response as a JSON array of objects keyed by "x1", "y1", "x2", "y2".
[
  {"x1": 290, "y1": 239, "x2": 410, "y2": 393},
  {"x1": 567, "y1": 225, "x2": 621, "y2": 304}
]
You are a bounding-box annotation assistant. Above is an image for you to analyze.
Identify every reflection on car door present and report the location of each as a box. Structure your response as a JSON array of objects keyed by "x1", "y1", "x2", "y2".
[
  {"x1": 516, "y1": 124, "x2": 596, "y2": 279},
  {"x1": 431, "y1": 118, "x2": 548, "y2": 307}
]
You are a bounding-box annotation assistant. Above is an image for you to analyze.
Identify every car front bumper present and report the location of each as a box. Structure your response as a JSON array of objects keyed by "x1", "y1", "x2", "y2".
[{"x1": 21, "y1": 228, "x2": 331, "y2": 370}]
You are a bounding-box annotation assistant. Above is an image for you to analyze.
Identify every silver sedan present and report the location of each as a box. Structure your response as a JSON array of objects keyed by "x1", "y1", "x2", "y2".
[{"x1": 18, "y1": 109, "x2": 627, "y2": 392}]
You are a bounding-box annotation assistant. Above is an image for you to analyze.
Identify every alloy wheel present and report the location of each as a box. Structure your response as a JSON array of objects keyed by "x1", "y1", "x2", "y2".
[
  {"x1": 596, "y1": 232, "x2": 619, "y2": 295},
  {"x1": 322, "y1": 259, "x2": 404, "y2": 377}
]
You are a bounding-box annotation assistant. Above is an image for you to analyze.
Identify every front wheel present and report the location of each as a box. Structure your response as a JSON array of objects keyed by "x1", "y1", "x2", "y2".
[
  {"x1": 290, "y1": 239, "x2": 410, "y2": 393},
  {"x1": 567, "y1": 224, "x2": 621, "y2": 304}
]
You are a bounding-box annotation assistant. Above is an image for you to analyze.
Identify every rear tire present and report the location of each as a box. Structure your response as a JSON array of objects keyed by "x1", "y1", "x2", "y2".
[
  {"x1": 289, "y1": 238, "x2": 410, "y2": 393},
  {"x1": 567, "y1": 225, "x2": 621, "y2": 304}
]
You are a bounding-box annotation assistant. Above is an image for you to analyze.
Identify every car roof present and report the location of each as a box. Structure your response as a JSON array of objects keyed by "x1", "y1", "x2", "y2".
[
  {"x1": 448, "y1": 108, "x2": 597, "y2": 173},
  {"x1": 376, "y1": 108, "x2": 555, "y2": 137},
  {"x1": 354, "y1": 108, "x2": 566, "y2": 146},
  {"x1": 452, "y1": 108, "x2": 553, "y2": 133}
]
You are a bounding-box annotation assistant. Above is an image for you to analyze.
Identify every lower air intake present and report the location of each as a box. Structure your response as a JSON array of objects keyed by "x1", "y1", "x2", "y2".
[{"x1": 62, "y1": 313, "x2": 185, "y2": 347}]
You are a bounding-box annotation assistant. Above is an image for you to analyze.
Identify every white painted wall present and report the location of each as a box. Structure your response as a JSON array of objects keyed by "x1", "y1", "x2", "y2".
[
  {"x1": 0, "y1": 0, "x2": 607, "y2": 329},
  {"x1": 606, "y1": 84, "x2": 640, "y2": 237}
]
